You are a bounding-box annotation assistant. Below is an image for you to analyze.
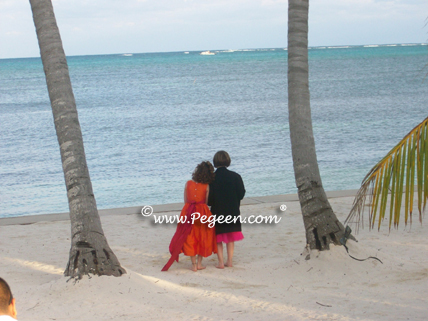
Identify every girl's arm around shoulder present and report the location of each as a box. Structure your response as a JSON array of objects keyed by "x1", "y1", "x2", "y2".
[{"x1": 207, "y1": 182, "x2": 214, "y2": 206}]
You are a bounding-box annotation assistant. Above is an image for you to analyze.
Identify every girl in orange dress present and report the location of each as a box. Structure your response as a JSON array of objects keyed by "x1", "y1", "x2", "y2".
[{"x1": 162, "y1": 161, "x2": 217, "y2": 272}]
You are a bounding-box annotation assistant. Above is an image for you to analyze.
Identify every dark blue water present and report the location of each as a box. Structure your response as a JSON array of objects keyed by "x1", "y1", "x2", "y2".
[{"x1": 1, "y1": 45, "x2": 427, "y2": 217}]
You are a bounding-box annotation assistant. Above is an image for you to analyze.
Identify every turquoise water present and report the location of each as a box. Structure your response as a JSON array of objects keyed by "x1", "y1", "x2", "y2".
[{"x1": 1, "y1": 44, "x2": 427, "y2": 217}]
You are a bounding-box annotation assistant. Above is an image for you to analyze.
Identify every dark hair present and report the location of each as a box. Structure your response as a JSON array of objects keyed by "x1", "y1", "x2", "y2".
[
  {"x1": 213, "y1": 150, "x2": 231, "y2": 168},
  {"x1": 0, "y1": 278, "x2": 13, "y2": 313},
  {"x1": 192, "y1": 161, "x2": 215, "y2": 184}
]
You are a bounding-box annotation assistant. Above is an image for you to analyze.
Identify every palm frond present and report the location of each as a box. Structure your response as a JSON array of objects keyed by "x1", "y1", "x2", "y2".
[{"x1": 345, "y1": 116, "x2": 428, "y2": 231}]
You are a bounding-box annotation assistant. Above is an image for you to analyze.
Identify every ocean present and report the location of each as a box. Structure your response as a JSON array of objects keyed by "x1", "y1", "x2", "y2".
[{"x1": 1, "y1": 44, "x2": 427, "y2": 218}]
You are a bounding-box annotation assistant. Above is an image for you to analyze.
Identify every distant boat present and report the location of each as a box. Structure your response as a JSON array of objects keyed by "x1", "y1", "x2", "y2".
[
  {"x1": 184, "y1": 52, "x2": 189, "y2": 54},
  {"x1": 200, "y1": 51, "x2": 215, "y2": 55},
  {"x1": 122, "y1": 54, "x2": 133, "y2": 56}
]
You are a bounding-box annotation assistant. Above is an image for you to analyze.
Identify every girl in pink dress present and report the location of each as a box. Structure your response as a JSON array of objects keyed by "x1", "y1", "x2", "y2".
[{"x1": 208, "y1": 151, "x2": 245, "y2": 268}]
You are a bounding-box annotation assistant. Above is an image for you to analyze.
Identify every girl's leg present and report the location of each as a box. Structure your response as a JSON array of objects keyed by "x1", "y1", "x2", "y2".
[
  {"x1": 197, "y1": 255, "x2": 206, "y2": 270},
  {"x1": 190, "y1": 256, "x2": 197, "y2": 272},
  {"x1": 225, "y1": 242, "x2": 234, "y2": 267},
  {"x1": 216, "y1": 242, "x2": 225, "y2": 269}
]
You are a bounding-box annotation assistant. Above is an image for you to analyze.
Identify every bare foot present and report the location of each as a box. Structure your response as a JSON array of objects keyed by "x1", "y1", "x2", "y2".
[
  {"x1": 216, "y1": 264, "x2": 225, "y2": 269},
  {"x1": 197, "y1": 265, "x2": 206, "y2": 270},
  {"x1": 225, "y1": 261, "x2": 233, "y2": 267},
  {"x1": 191, "y1": 263, "x2": 197, "y2": 272}
]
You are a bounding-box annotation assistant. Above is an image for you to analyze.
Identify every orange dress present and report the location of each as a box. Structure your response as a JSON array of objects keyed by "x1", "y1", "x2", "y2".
[{"x1": 180, "y1": 180, "x2": 217, "y2": 257}]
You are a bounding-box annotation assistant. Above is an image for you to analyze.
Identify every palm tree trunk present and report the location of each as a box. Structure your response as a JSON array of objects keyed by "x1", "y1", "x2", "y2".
[
  {"x1": 29, "y1": 0, "x2": 126, "y2": 278},
  {"x1": 288, "y1": 0, "x2": 346, "y2": 250}
]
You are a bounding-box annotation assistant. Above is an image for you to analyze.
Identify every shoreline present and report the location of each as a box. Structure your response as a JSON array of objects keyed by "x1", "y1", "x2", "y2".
[{"x1": 0, "y1": 189, "x2": 358, "y2": 226}]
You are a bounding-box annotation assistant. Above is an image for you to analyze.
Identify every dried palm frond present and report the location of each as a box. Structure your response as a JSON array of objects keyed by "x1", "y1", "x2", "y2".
[{"x1": 345, "y1": 116, "x2": 428, "y2": 231}]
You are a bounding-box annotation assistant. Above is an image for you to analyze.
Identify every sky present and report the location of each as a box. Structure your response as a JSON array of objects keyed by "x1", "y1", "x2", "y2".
[{"x1": 1, "y1": 0, "x2": 428, "y2": 59}]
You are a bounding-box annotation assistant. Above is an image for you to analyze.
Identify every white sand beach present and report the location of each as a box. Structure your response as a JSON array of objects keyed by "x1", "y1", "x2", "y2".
[{"x1": 1, "y1": 191, "x2": 427, "y2": 321}]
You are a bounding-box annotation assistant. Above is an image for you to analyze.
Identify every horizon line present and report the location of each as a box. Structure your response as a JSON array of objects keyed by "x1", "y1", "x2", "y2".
[{"x1": 1, "y1": 42, "x2": 426, "y2": 61}]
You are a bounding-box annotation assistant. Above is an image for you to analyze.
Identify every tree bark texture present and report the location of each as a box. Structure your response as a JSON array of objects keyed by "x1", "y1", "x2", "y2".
[
  {"x1": 287, "y1": 0, "x2": 345, "y2": 250},
  {"x1": 29, "y1": 0, "x2": 126, "y2": 278}
]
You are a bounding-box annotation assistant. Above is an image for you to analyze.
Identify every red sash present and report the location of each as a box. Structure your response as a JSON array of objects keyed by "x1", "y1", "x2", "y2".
[{"x1": 161, "y1": 201, "x2": 204, "y2": 271}]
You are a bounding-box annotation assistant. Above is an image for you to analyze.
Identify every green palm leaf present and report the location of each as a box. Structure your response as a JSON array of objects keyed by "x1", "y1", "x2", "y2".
[{"x1": 345, "y1": 116, "x2": 428, "y2": 230}]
